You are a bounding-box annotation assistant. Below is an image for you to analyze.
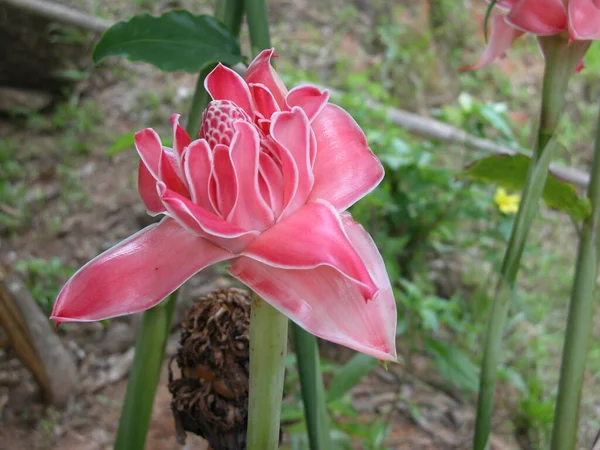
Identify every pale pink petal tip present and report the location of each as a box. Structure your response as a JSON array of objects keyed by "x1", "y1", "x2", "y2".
[{"x1": 460, "y1": 15, "x2": 524, "y2": 71}]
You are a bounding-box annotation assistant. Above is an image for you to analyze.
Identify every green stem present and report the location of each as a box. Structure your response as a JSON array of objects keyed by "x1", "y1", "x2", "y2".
[
  {"x1": 186, "y1": 64, "x2": 215, "y2": 139},
  {"x1": 472, "y1": 36, "x2": 589, "y2": 450},
  {"x1": 292, "y1": 324, "x2": 332, "y2": 450},
  {"x1": 550, "y1": 102, "x2": 600, "y2": 450},
  {"x1": 245, "y1": 0, "x2": 271, "y2": 53},
  {"x1": 186, "y1": 0, "x2": 244, "y2": 138},
  {"x1": 247, "y1": 294, "x2": 289, "y2": 450},
  {"x1": 114, "y1": 291, "x2": 177, "y2": 450},
  {"x1": 114, "y1": 2, "x2": 246, "y2": 448}
]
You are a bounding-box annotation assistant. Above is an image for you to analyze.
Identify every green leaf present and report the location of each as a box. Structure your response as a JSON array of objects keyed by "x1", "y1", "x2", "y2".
[
  {"x1": 107, "y1": 133, "x2": 135, "y2": 156},
  {"x1": 107, "y1": 133, "x2": 172, "y2": 156},
  {"x1": 424, "y1": 338, "x2": 479, "y2": 392},
  {"x1": 93, "y1": 11, "x2": 243, "y2": 73},
  {"x1": 326, "y1": 353, "x2": 378, "y2": 403},
  {"x1": 463, "y1": 153, "x2": 591, "y2": 220}
]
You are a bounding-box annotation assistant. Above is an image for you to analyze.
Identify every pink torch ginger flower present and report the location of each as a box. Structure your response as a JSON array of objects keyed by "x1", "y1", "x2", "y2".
[
  {"x1": 51, "y1": 49, "x2": 398, "y2": 361},
  {"x1": 463, "y1": 0, "x2": 600, "y2": 70}
]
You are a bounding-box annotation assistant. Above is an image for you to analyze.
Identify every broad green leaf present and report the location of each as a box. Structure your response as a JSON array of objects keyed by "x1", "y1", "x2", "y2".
[
  {"x1": 463, "y1": 153, "x2": 591, "y2": 220},
  {"x1": 424, "y1": 338, "x2": 479, "y2": 392},
  {"x1": 93, "y1": 11, "x2": 242, "y2": 73},
  {"x1": 326, "y1": 353, "x2": 378, "y2": 403}
]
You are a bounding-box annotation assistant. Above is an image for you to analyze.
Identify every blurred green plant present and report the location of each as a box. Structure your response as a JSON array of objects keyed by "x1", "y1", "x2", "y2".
[{"x1": 15, "y1": 257, "x2": 74, "y2": 315}]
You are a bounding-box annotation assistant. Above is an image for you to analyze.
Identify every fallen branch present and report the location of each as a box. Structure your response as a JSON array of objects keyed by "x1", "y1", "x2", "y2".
[
  {"x1": 0, "y1": 0, "x2": 112, "y2": 33},
  {"x1": 0, "y1": 264, "x2": 78, "y2": 407},
  {"x1": 2, "y1": 0, "x2": 591, "y2": 190},
  {"x1": 380, "y1": 103, "x2": 590, "y2": 190}
]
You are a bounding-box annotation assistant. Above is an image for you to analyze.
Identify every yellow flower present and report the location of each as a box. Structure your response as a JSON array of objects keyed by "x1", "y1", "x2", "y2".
[{"x1": 494, "y1": 187, "x2": 520, "y2": 215}]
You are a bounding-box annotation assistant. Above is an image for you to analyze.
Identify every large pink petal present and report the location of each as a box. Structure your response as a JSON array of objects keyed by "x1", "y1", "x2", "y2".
[
  {"x1": 286, "y1": 85, "x2": 330, "y2": 122},
  {"x1": 308, "y1": 104, "x2": 384, "y2": 211},
  {"x1": 569, "y1": 0, "x2": 600, "y2": 40},
  {"x1": 138, "y1": 161, "x2": 165, "y2": 216},
  {"x1": 270, "y1": 107, "x2": 314, "y2": 217},
  {"x1": 171, "y1": 114, "x2": 191, "y2": 157},
  {"x1": 183, "y1": 139, "x2": 214, "y2": 212},
  {"x1": 242, "y1": 201, "x2": 377, "y2": 298},
  {"x1": 230, "y1": 259, "x2": 397, "y2": 360},
  {"x1": 506, "y1": 0, "x2": 567, "y2": 35},
  {"x1": 51, "y1": 218, "x2": 233, "y2": 323},
  {"x1": 228, "y1": 121, "x2": 274, "y2": 230},
  {"x1": 135, "y1": 128, "x2": 162, "y2": 178},
  {"x1": 205, "y1": 64, "x2": 254, "y2": 117},
  {"x1": 244, "y1": 48, "x2": 288, "y2": 108},
  {"x1": 460, "y1": 14, "x2": 524, "y2": 70},
  {"x1": 230, "y1": 211, "x2": 397, "y2": 361}
]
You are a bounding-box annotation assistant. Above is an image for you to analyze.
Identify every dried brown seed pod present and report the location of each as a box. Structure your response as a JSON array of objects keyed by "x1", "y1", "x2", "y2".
[{"x1": 169, "y1": 288, "x2": 251, "y2": 450}]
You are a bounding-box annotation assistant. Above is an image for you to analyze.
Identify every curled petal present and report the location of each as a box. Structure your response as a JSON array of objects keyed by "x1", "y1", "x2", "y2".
[
  {"x1": 171, "y1": 114, "x2": 191, "y2": 157},
  {"x1": 460, "y1": 15, "x2": 524, "y2": 70},
  {"x1": 138, "y1": 161, "x2": 165, "y2": 216},
  {"x1": 228, "y1": 121, "x2": 274, "y2": 230},
  {"x1": 270, "y1": 107, "x2": 314, "y2": 217},
  {"x1": 211, "y1": 144, "x2": 238, "y2": 219},
  {"x1": 230, "y1": 211, "x2": 397, "y2": 360},
  {"x1": 249, "y1": 83, "x2": 280, "y2": 119},
  {"x1": 308, "y1": 104, "x2": 384, "y2": 211},
  {"x1": 569, "y1": 0, "x2": 600, "y2": 41},
  {"x1": 286, "y1": 85, "x2": 330, "y2": 122},
  {"x1": 158, "y1": 183, "x2": 251, "y2": 238},
  {"x1": 242, "y1": 200, "x2": 377, "y2": 298},
  {"x1": 159, "y1": 148, "x2": 188, "y2": 197},
  {"x1": 259, "y1": 152, "x2": 284, "y2": 217},
  {"x1": 245, "y1": 48, "x2": 288, "y2": 108},
  {"x1": 506, "y1": 0, "x2": 567, "y2": 35},
  {"x1": 158, "y1": 183, "x2": 257, "y2": 253},
  {"x1": 183, "y1": 139, "x2": 214, "y2": 212},
  {"x1": 134, "y1": 128, "x2": 162, "y2": 178},
  {"x1": 51, "y1": 218, "x2": 233, "y2": 323},
  {"x1": 205, "y1": 64, "x2": 254, "y2": 117}
]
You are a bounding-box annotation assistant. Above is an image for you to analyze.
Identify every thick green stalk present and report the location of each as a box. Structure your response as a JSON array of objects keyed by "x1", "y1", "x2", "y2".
[
  {"x1": 247, "y1": 294, "x2": 289, "y2": 450},
  {"x1": 243, "y1": 4, "x2": 333, "y2": 448},
  {"x1": 550, "y1": 102, "x2": 600, "y2": 450},
  {"x1": 186, "y1": 64, "x2": 216, "y2": 138},
  {"x1": 186, "y1": 0, "x2": 244, "y2": 137},
  {"x1": 292, "y1": 324, "x2": 332, "y2": 450},
  {"x1": 114, "y1": 291, "x2": 177, "y2": 450},
  {"x1": 472, "y1": 36, "x2": 589, "y2": 450},
  {"x1": 114, "y1": 2, "x2": 246, "y2": 448},
  {"x1": 245, "y1": 0, "x2": 271, "y2": 53}
]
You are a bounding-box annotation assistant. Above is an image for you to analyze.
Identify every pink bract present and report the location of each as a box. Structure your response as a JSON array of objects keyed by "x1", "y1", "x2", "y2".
[
  {"x1": 463, "y1": 0, "x2": 600, "y2": 70},
  {"x1": 51, "y1": 49, "x2": 397, "y2": 361}
]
